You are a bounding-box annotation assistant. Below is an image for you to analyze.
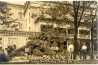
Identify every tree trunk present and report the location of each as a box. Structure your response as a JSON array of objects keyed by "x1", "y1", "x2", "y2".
[
  {"x1": 91, "y1": 27, "x2": 94, "y2": 59},
  {"x1": 73, "y1": 25, "x2": 79, "y2": 59}
]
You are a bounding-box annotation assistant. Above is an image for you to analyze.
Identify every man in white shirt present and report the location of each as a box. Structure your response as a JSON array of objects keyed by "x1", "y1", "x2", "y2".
[
  {"x1": 80, "y1": 43, "x2": 87, "y2": 60},
  {"x1": 82, "y1": 44, "x2": 87, "y2": 50},
  {"x1": 67, "y1": 43, "x2": 74, "y2": 60}
]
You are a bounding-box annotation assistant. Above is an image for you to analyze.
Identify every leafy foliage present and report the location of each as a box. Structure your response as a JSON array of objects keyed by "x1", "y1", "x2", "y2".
[
  {"x1": 34, "y1": 2, "x2": 71, "y2": 25},
  {"x1": 0, "y1": 2, "x2": 18, "y2": 30}
]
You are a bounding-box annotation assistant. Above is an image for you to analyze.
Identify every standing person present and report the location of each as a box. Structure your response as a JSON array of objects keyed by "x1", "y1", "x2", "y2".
[
  {"x1": 50, "y1": 39, "x2": 54, "y2": 47},
  {"x1": 59, "y1": 40, "x2": 64, "y2": 52},
  {"x1": 13, "y1": 44, "x2": 16, "y2": 50},
  {"x1": 50, "y1": 40, "x2": 59, "y2": 53},
  {"x1": 25, "y1": 47, "x2": 30, "y2": 56},
  {"x1": 42, "y1": 37, "x2": 48, "y2": 49},
  {"x1": 57, "y1": 40, "x2": 61, "y2": 52},
  {"x1": 0, "y1": 48, "x2": 8, "y2": 62},
  {"x1": 7, "y1": 45, "x2": 13, "y2": 56},
  {"x1": 67, "y1": 42, "x2": 74, "y2": 60},
  {"x1": 11, "y1": 44, "x2": 16, "y2": 55},
  {"x1": 4, "y1": 48, "x2": 8, "y2": 57},
  {"x1": 62, "y1": 40, "x2": 67, "y2": 55},
  {"x1": 80, "y1": 42, "x2": 87, "y2": 60},
  {"x1": 63, "y1": 40, "x2": 67, "y2": 49}
]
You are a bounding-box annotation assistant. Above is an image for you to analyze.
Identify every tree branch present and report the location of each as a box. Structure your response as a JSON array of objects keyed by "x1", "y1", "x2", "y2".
[{"x1": 78, "y1": 2, "x2": 91, "y2": 26}]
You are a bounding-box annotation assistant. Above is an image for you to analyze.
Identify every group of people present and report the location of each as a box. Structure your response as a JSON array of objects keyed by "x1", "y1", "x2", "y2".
[
  {"x1": 24, "y1": 37, "x2": 67, "y2": 56},
  {"x1": 24, "y1": 36, "x2": 89, "y2": 60},
  {"x1": 0, "y1": 36, "x2": 90, "y2": 62},
  {"x1": 67, "y1": 42, "x2": 89, "y2": 60}
]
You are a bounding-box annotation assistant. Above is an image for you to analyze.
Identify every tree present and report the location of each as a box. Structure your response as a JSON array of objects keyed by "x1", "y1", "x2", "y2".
[
  {"x1": 26, "y1": 1, "x2": 97, "y2": 59},
  {"x1": 0, "y1": 2, "x2": 7, "y2": 25},
  {"x1": 72, "y1": 1, "x2": 96, "y2": 59},
  {"x1": 0, "y1": 1, "x2": 18, "y2": 30},
  {"x1": 41, "y1": 2, "x2": 70, "y2": 26},
  {"x1": 34, "y1": 2, "x2": 72, "y2": 39},
  {"x1": 89, "y1": 2, "x2": 97, "y2": 59}
]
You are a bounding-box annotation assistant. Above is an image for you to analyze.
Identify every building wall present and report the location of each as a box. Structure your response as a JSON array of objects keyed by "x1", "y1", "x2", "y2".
[
  {"x1": 7, "y1": 4, "x2": 26, "y2": 31},
  {"x1": 0, "y1": 4, "x2": 32, "y2": 49},
  {"x1": 0, "y1": 3, "x2": 93, "y2": 50},
  {"x1": 0, "y1": 3, "x2": 42, "y2": 50},
  {"x1": 0, "y1": 35, "x2": 28, "y2": 52},
  {"x1": 24, "y1": 7, "x2": 41, "y2": 32}
]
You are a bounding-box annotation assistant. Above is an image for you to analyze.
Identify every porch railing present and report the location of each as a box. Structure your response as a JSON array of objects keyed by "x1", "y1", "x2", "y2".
[{"x1": 0, "y1": 30, "x2": 41, "y2": 37}]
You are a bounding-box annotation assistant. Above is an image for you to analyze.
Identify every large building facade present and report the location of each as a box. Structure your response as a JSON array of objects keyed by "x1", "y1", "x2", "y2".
[
  {"x1": 0, "y1": 2, "x2": 41, "y2": 50},
  {"x1": 0, "y1": 1, "x2": 97, "y2": 59}
]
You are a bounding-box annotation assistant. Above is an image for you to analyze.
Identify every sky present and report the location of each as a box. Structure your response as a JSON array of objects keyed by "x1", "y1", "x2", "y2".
[
  {"x1": 1, "y1": 0, "x2": 74, "y2": 5},
  {"x1": 1, "y1": 0, "x2": 47, "y2": 6},
  {"x1": 1, "y1": 0, "x2": 98, "y2": 6},
  {"x1": 6, "y1": 0, "x2": 26, "y2": 5},
  {"x1": 3, "y1": 1, "x2": 51, "y2": 8}
]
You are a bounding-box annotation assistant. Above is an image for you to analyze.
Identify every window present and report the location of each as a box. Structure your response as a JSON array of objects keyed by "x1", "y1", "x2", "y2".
[
  {"x1": 54, "y1": 27, "x2": 66, "y2": 34},
  {"x1": 68, "y1": 29, "x2": 74, "y2": 34},
  {"x1": 41, "y1": 24, "x2": 53, "y2": 32},
  {"x1": 79, "y1": 30, "x2": 90, "y2": 35},
  {"x1": 60, "y1": 28, "x2": 66, "y2": 33}
]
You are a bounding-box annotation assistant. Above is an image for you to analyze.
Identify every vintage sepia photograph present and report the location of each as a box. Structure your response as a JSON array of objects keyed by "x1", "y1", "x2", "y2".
[{"x1": 0, "y1": 0, "x2": 97, "y2": 64}]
